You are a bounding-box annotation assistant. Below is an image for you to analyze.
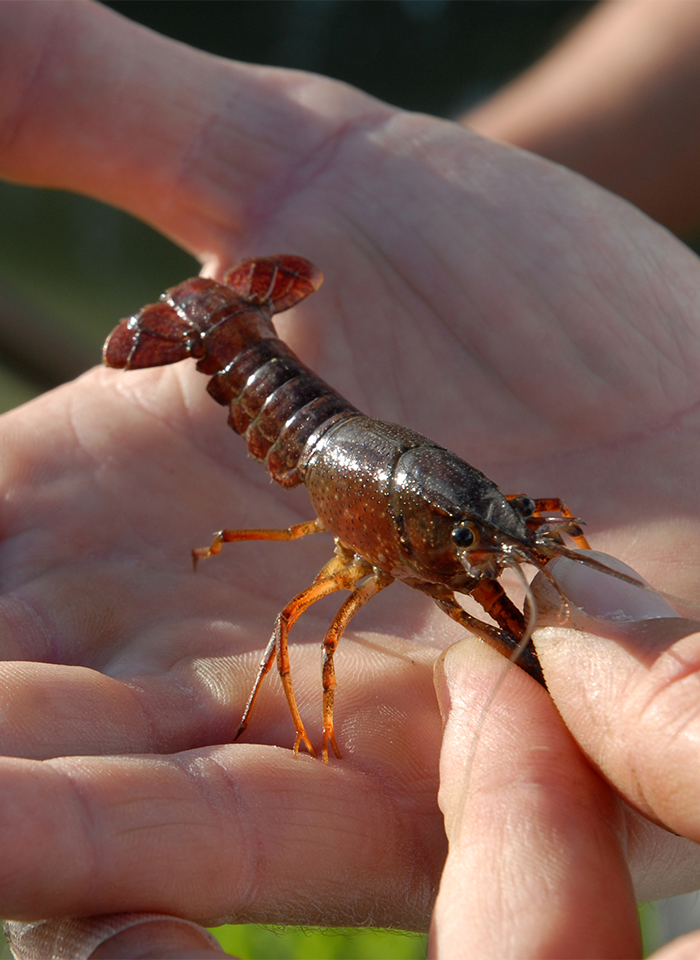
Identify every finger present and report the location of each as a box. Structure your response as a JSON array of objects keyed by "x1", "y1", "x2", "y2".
[
  {"x1": 5, "y1": 916, "x2": 225, "y2": 960},
  {"x1": 0, "y1": 650, "x2": 349, "y2": 760},
  {"x1": 0, "y1": 588, "x2": 444, "y2": 760},
  {"x1": 91, "y1": 920, "x2": 226, "y2": 959},
  {"x1": 430, "y1": 638, "x2": 640, "y2": 959},
  {"x1": 622, "y1": 801, "x2": 700, "y2": 903},
  {"x1": 0, "y1": 661, "x2": 246, "y2": 759},
  {"x1": 0, "y1": 743, "x2": 444, "y2": 930},
  {"x1": 650, "y1": 931, "x2": 700, "y2": 960},
  {"x1": 534, "y1": 555, "x2": 700, "y2": 842},
  {"x1": 0, "y1": 1, "x2": 381, "y2": 259}
]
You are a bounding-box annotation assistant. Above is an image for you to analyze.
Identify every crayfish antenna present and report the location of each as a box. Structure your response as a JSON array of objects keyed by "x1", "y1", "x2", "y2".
[{"x1": 508, "y1": 564, "x2": 538, "y2": 668}]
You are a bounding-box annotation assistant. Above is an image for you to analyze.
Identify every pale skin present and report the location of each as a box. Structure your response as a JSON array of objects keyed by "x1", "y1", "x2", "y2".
[
  {"x1": 2, "y1": 2, "x2": 700, "y2": 958},
  {"x1": 464, "y1": 0, "x2": 700, "y2": 236}
]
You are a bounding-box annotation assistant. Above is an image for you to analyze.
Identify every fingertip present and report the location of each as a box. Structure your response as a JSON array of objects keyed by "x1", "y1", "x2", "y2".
[
  {"x1": 433, "y1": 636, "x2": 527, "y2": 722},
  {"x1": 540, "y1": 552, "x2": 679, "y2": 625},
  {"x1": 532, "y1": 553, "x2": 700, "y2": 674},
  {"x1": 434, "y1": 636, "x2": 553, "y2": 839},
  {"x1": 649, "y1": 930, "x2": 700, "y2": 960},
  {"x1": 4, "y1": 916, "x2": 227, "y2": 960},
  {"x1": 90, "y1": 919, "x2": 227, "y2": 959}
]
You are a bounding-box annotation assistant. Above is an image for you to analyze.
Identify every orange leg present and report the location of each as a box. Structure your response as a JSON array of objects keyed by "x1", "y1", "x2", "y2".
[
  {"x1": 530, "y1": 497, "x2": 590, "y2": 549},
  {"x1": 507, "y1": 494, "x2": 591, "y2": 549},
  {"x1": 192, "y1": 518, "x2": 325, "y2": 567},
  {"x1": 312, "y1": 542, "x2": 356, "y2": 583},
  {"x1": 320, "y1": 568, "x2": 394, "y2": 763},
  {"x1": 234, "y1": 555, "x2": 371, "y2": 758}
]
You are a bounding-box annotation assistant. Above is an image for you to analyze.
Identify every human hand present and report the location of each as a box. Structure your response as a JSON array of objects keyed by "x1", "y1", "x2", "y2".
[
  {"x1": 431, "y1": 558, "x2": 700, "y2": 958},
  {"x1": 2, "y1": 2, "x2": 700, "y2": 957},
  {"x1": 463, "y1": 0, "x2": 700, "y2": 236}
]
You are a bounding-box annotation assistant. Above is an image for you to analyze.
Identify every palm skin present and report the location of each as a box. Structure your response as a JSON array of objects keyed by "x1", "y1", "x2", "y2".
[{"x1": 2, "y1": 3, "x2": 700, "y2": 957}]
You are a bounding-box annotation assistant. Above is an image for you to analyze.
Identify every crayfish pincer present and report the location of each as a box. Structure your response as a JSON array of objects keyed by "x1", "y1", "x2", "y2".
[{"x1": 104, "y1": 254, "x2": 613, "y2": 763}]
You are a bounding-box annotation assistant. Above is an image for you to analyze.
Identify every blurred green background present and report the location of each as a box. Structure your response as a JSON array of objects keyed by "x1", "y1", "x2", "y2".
[
  {"x1": 2, "y1": 2, "x2": 691, "y2": 957},
  {"x1": 209, "y1": 925, "x2": 426, "y2": 959}
]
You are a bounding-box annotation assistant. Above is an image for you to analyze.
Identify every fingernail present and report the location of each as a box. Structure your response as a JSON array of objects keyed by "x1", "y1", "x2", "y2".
[
  {"x1": 547, "y1": 551, "x2": 678, "y2": 623},
  {"x1": 433, "y1": 639, "x2": 489, "y2": 728},
  {"x1": 434, "y1": 641, "x2": 469, "y2": 727},
  {"x1": 433, "y1": 650, "x2": 451, "y2": 728}
]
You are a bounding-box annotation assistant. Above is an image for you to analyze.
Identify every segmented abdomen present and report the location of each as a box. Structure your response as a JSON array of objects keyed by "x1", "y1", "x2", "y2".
[
  {"x1": 104, "y1": 275, "x2": 359, "y2": 488},
  {"x1": 203, "y1": 327, "x2": 359, "y2": 488}
]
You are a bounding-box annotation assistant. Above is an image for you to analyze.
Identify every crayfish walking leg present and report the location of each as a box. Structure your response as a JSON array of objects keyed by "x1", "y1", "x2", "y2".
[
  {"x1": 231, "y1": 548, "x2": 386, "y2": 761},
  {"x1": 192, "y1": 518, "x2": 326, "y2": 567},
  {"x1": 320, "y1": 568, "x2": 394, "y2": 762}
]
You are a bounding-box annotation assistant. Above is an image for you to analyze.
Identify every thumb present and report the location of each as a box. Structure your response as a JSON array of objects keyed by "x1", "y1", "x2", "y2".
[{"x1": 428, "y1": 638, "x2": 639, "y2": 959}]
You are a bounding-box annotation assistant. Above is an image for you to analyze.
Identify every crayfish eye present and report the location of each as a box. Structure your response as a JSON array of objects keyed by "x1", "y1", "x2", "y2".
[{"x1": 452, "y1": 522, "x2": 479, "y2": 548}]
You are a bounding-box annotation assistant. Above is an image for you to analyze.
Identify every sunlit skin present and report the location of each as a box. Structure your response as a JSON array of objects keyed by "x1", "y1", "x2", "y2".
[
  {"x1": 464, "y1": 0, "x2": 700, "y2": 237},
  {"x1": 2, "y1": 2, "x2": 700, "y2": 958}
]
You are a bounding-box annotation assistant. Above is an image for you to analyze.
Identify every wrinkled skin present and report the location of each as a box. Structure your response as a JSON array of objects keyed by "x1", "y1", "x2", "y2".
[{"x1": 1, "y1": 3, "x2": 700, "y2": 958}]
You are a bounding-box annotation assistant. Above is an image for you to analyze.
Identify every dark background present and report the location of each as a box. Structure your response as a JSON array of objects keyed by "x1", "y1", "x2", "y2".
[
  {"x1": 0, "y1": 0, "x2": 594, "y2": 407},
  {"x1": 104, "y1": 1, "x2": 592, "y2": 117}
]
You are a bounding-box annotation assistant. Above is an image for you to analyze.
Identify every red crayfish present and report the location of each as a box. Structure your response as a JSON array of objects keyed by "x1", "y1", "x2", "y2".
[{"x1": 104, "y1": 254, "x2": 639, "y2": 763}]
